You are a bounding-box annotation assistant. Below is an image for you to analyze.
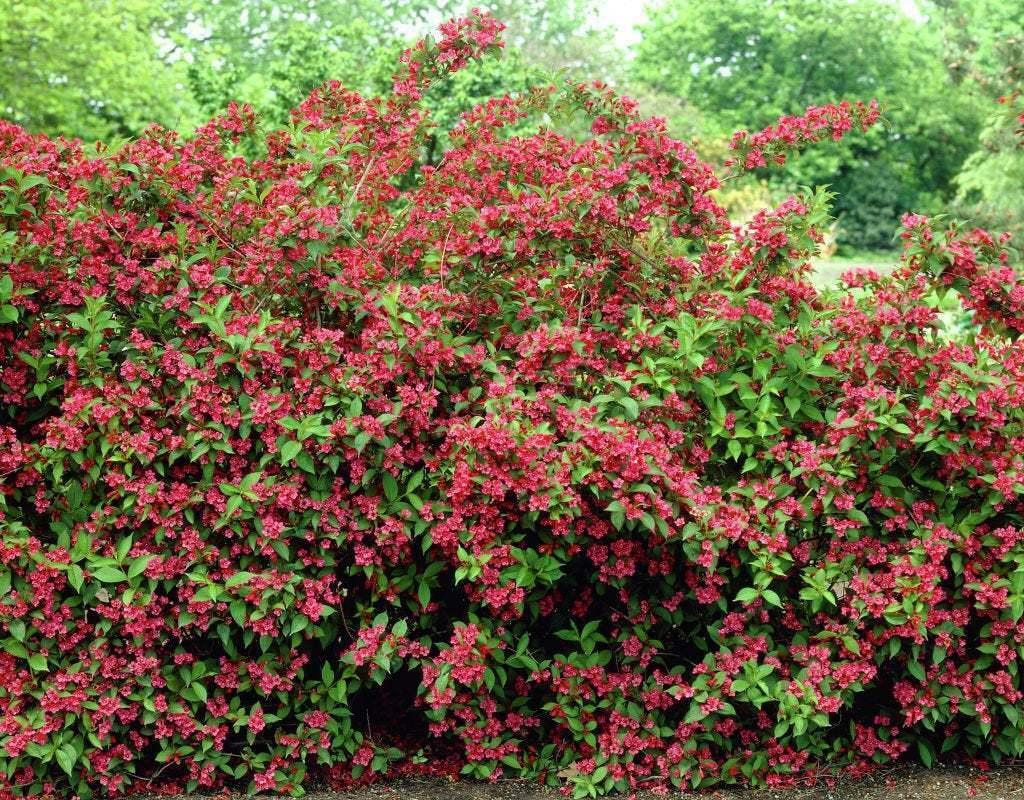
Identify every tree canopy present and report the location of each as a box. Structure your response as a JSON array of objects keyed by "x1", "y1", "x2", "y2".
[
  {"x1": 165, "y1": 0, "x2": 449, "y2": 128},
  {"x1": 0, "y1": 0, "x2": 196, "y2": 142},
  {"x1": 632, "y1": 0, "x2": 986, "y2": 248}
]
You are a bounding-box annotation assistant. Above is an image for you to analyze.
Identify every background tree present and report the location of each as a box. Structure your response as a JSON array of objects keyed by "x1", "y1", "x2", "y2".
[
  {"x1": 0, "y1": 0, "x2": 197, "y2": 142},
  {"x1": 162, "y1": 0, "x2": 451, "y2": 129},
  {"x1": 632, "y1": 0, "x2": 985, "y2": 249},
  {"x1": 164, "y1": 0, "x2": 621, "y2": 157},
  {"x1": 931, "y1": 0, "x2": 1023, "y2": 94},
  {"x1": 930, "y1": 0, "x2": 1024, "y2": 241},
  {"x1": 0, "y1": 0, "x2": 619, "y2": 155}
]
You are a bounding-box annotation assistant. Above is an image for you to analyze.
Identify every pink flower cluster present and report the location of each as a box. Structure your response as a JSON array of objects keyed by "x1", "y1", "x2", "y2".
[{"x1": 727, "y1": 100, "x2": 881, "y2": 171}]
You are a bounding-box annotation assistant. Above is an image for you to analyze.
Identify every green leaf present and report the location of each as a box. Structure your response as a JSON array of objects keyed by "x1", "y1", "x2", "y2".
[
  {"x1": 3, "y1": 640, "x2": 28, "y2": 659},
  {"x1": 762, "y1": 589, "x2": 782, "y2": 608},
  {"x1": 55, "y1": 744, "x2": 77, "y2": 776},
  {"x1": 917, "y1": 738, "x2": 935, "y2": 768},
  {"x1": 127, "y1": 555, "x2": 154, "y2": 578},
  {"x1": 618, "y1": 396, "x2": 640, "y2": 420},
  {"x1": 68, "y1": 565, "x2": 84, "y2": 592},
  {"x1": 91, "y1": 566, "x2": 128, "y2": 583},
  {"x1": 224, "y1": 494, "x2": 243, "y2": 519},
  {"x1": 280, "y1": 439, "x2": 302, "y2": 464},
  {"x1": 226, "y1": 571, "x2": 254, "y2": 587},
  {"x1": 229, "y1": 601, "x2": 247, "y2": 627},
  {"x1": 735, "y1": 587, "x2": 759, "y2": 604},
  {"x1": 382, "y1": 472, "x2": 399, "y2": 502},
  {"x1": 116, "y1": 536, "x2": 133, "y2": 562}
]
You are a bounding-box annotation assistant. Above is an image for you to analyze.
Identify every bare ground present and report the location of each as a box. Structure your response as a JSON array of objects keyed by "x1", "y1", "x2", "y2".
[{"x1": 177, "y1": 766, "x2": 1024, "y2": 800}]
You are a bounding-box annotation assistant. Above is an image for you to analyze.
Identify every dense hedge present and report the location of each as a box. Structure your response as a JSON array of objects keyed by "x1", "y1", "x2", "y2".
[{"x1": 2, "y1": 13, "x2": 1024, "y2": 799}]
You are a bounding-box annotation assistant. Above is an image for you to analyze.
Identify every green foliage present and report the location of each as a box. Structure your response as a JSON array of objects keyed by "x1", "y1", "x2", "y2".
[
  {"x1": 933, "y1": 0, "x2": 1024, "y2": 240},
  {"x1": 0, "y1": 0, "x2": 198, "y2": 142},
  {"x1": 931, "y1": 0, "x2": 1023, "y2": 94},
  {"x1": 166, "y1": 0, "x2": 448, "y2": 128},
  {"x1": 632, "y1": 0, "x2": 985, "y2": 249},
  {"x1": 955, "y1": 94, "x2": 1024, "y2": 242},
  {"x1": 0, "y1": 0, "x2": 621, "y2": 161}
]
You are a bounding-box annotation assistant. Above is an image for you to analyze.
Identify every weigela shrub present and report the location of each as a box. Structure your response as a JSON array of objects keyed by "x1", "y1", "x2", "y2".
[{"x1": 2, "y1": 11, "x2": 1024, "y2": 799}]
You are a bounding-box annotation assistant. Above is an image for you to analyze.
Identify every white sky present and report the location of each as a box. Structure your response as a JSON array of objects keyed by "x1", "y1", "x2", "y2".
[{"x1": 596, "y1": 0, "x2": 651, "y2": 46}]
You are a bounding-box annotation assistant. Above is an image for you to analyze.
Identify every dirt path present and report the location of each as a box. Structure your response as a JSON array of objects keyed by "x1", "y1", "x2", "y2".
[{"x1": 238, "y1": 766, "x2": 1024, "y2": 800}]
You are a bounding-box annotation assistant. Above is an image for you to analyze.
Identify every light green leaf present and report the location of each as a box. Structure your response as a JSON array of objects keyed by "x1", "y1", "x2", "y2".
[
  {"x1": 128, "y1": 555, "x2": 154, "y2": 578},
  {"x1": 91, "y1": 566, "x2": 128, "y2": 583},
  {"x1": 280, "y1": 439, "x2": 302, "y2": 464},
  {"x1": 55, "y1": 744, "x2": 77, "y2": 776}
]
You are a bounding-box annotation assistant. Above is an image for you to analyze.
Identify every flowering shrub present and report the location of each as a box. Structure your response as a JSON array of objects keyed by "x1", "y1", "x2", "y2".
[
  {"x1": 2, "y1": 11, "x2": 1024, "y2": 799},
  {"x1": 725, "y1": 100, "x2": 880, "y2": 173}
]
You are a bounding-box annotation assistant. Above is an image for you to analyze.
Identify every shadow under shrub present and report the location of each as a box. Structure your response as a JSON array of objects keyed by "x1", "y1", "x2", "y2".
[{"x1": 1, "y1": 11, "x2": 1024, "y2": 799}]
